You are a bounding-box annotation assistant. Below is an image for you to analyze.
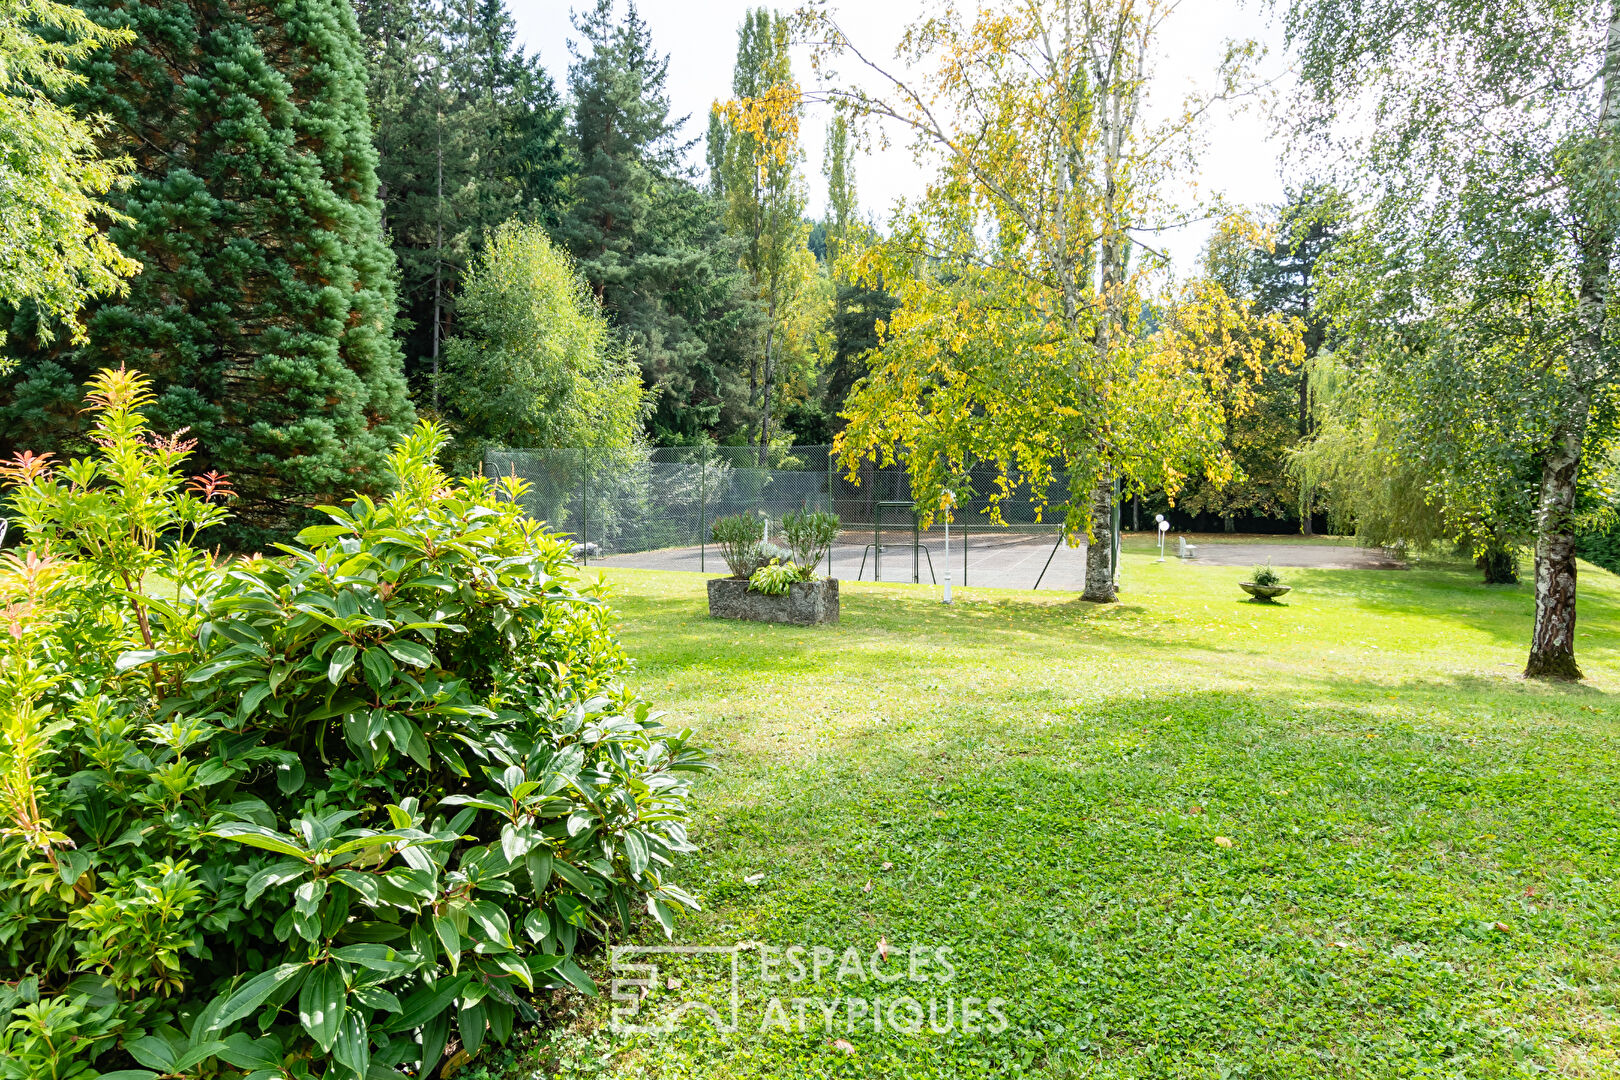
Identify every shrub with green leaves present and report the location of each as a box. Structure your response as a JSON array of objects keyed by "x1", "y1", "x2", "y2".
[
  {"x1": 710, "y1": 513, "x2": 764, "y2": 578},
  {"x1": 1250, "y1": 563, "x2": 1283, "y2": 588},
  {"x1": 0, "y1": 370, "x2": 708, "y2": 1079},
  {"x1": 747, "y1": 559, "x2": 812, "y2": 596},
  {"x1": 782, "y1": 509, "x2": 839, "y2": 573}
]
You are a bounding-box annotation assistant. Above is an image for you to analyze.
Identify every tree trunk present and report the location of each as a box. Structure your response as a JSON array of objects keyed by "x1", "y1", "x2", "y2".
[
  {"x1": 757, "y1": 318, "x2": 775, "y2": 466},
  {"x1": 1082, "y1": 474, "x2": 1116, "y2": 603},
  {"x1": 1525, "y1": 419, "x2": 1587, "y2": 678},
  {"x1": 1526, "y1": 0, "x2": 1617, "y2": 678},
  {"x1": 1479, "y1": 541, "x2": 1518, "y2": 585},
  {"x1": 431, "y1": 99, "x2": 444, "y2": 412},
  {"x1": 1223, "y1": 514, "x2": 1235, "y2": 533}
]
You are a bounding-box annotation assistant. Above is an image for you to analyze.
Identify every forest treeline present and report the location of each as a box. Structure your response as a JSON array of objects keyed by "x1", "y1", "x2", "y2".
[{"x1": 1, "y1": 0, "x2": 1615, "y2": 588}]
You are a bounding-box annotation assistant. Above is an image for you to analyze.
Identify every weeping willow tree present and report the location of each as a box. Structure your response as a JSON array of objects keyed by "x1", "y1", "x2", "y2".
[
  {"x1": 1289, "y1": 341, "x2": 1541, "y2": 584},
  {"x1": 1288, "y1": 354, "x2": 1447, "y2": 551}
]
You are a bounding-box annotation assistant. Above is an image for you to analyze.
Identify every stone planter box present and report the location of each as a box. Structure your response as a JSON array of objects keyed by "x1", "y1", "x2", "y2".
[
  {"x1": 1240, "y1": 582, "x2": 1292, "y2": 602},
  {"x1": 707, "y1": 577, "x2": 839, "y2": 626}
]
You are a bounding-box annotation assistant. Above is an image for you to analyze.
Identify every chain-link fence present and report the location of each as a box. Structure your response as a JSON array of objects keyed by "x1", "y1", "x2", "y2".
[{"x1": 485, "y1": 445, "x2": 1111, "y2": 589}]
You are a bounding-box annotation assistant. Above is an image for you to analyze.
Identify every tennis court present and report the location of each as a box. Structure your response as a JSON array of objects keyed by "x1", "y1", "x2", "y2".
[{"x1": 591, "y1": 527, "x2": 1095, "y2": 590}]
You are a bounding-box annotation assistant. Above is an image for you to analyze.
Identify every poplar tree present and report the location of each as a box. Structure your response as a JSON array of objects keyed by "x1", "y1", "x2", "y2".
[
  {"x1": 798, "y1": 0, "x2": 1301, "y2": 602},
  {"x1": 714, "y1": 7, "x2": 820, "y2": 462},
  {"x1": 0, "y1": 0, "x2": 138, "y2": 348}
]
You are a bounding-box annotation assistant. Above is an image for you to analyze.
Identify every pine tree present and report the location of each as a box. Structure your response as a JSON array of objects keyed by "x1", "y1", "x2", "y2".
[
  {"x1": 1, "y1": 0, "x2": 413, "y2": 543},
  {"x1": 355, "y1": 0, "x2": 569, "y2": 402},
  {"x1": 558, "y1": 0, "x2": 758, "y2": 445}
]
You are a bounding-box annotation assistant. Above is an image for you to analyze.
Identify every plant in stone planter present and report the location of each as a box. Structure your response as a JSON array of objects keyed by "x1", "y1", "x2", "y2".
[
  {"x1": 1241, "y1": 561, "x2": 1292, "y2": 601},
  {"x1": 709, "y1": 510, "x2": 842, "y2": 626},
  {"x1": 783, "y1": 509, "x2": 839, "y2": 573},
  {"x1": 749, "y1": 558, "x2": 814, "y2": 595},
  {"x1": 712, "y1": 513, "x2": 765, "y2": 577}
]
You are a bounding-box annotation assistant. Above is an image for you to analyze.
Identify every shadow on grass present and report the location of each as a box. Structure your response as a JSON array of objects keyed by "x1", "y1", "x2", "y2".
[{"x1": 610, "y1": 586, "x2": 1252, "y2": 668}]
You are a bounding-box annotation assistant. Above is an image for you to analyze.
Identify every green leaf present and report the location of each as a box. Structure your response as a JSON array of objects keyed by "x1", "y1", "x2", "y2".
[
  {"x1": 217, "y1": 1032, "x2": 283, "y2": 1070},
  {"x1": 124, "y1": 1036, "x2": 177, "y2": 1071},
  {"x1": 114, "y1": 649, "x2": 182, "y2": 672},
  {"x1": 297, "y1": 524, "x2": 351, "y2": 545},
  {"x1": 384, "y1": 639, "x2": 434, "y2": 669},
  {"x1": 275, "y1": 760, "x2": 306, "y2": 796},
  {"x1": 419, "y1": 1008, "x2": 450, "y2": 1079},
  {"x1": 174, "y1": 1040, "x2": 231, "y2": 1071},
  {"x1": 386, "y1": 973, "x2": 471, "y2": 1033},
  {"x1": 208, "y1": 964, "x2": 307, "y2": 1031},
  {"x1": 327, "y1": 643, "x2": 357, "y2": 685},
  {"x1": 361, "y1": 646, "x2": 396, "y2": 692},
  {"x1": 213, "y1": 823, "x2": 309, "y2": 859},
  {"x1": 238, "y1": 682, "x2": 273, "y2": 722},
  {"x1": 648, "y1": 896, "x2": 675, "y2": 939},
  {"x1": 553, "y1": 957, "x2": 598, "y2": 996},
  {"x1": 437, "y1": 794, "x2": 509, "y2": 814},
  {"x1": 332, "y1": 943, "x2": 415, "y2": 974},
  {"x1": 245, "y1": 859, "x2": 308, "y2": 905},
  {"x1": 331, "y1": 1007, "x2": 370, "y2": 1079},
  {"x1": 434, "y1": 915, "x2": 461, "y2": 973},
  {"x1": 525, "y1": 850, "x2": 552, "y2": 895},
  {"x1": 457, "y1": 999, "x2": 486, "y2": 1056},
  {"x1": 623, "y1": 829, "x2": 649, "y2": 877},
  {"x1": 299, "y1": 964, "x2": 346, "y2": 1052},
  {"x1": 331, "y1": 869, "x2": 380, "y2": 904},
  {"x1": 352, "y1": 985, "x2": 403, "y2": 1013}
]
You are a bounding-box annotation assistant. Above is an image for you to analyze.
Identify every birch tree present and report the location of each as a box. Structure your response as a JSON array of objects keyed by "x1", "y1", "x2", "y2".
[
  {"x1": 1281, "y1": 0, "x2": 1620, "y2": 678},
  {"x1": 796, "y1": 0, "x2": 1299, "y2": 601}
]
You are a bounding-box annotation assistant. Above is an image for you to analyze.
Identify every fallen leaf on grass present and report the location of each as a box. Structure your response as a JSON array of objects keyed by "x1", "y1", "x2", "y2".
[
  {"x1": 831, "y1": 1039, "x2": 856, "y2": 1055},
  {"x1": 1494, "y1": 922, "x2": 1511, "y2": 932},
  {"x1": 743, "y1": 873, "x2": 765, "y2": 886},
  {"x1": 1214, "y1": 836, "x2": 1234, "y2": 848},
  {"x1": 1188, "y1": 806, "x2": 1204, "y2": 815},
  {"x1": 862, "y1": 880, "x2": 872, "y2": 894},
  {"x1": 881, "y1": 861, "x2": 893, "y2": 871},
  {"x1": 877, "y1": 937, "x2": 890, "y2": 961}
]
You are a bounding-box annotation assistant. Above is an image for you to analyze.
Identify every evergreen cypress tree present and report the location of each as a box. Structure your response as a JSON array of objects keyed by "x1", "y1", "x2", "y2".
[
  {"x1": 1, "y1": 0, "x2": 413, "y2": 542},
  {"x1": 558, "y1": 0, "x2": 757, "y2": 445}
]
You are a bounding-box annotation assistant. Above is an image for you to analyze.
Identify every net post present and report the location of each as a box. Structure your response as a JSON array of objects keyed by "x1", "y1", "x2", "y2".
[
  {"x1": 699, "y1": 443, "x2": 706, "y2": 573},
  {"x1": 914, "y1": 508, "x2": 922, "y2": 584},
  {"x1": 1033, "y1": 527, "x2": 1064, "y2": 590},
  {"x1": 579, "y1": 449, "x2": 588, "y2": 566},
  {"x1": 1110, "y1": 477, "x2": 1121, "y2": 585}
]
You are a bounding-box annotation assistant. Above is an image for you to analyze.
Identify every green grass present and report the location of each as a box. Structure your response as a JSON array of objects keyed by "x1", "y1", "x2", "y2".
[{"x1": 500, "y1": 553, "x2": 1620, "y2": 1080}]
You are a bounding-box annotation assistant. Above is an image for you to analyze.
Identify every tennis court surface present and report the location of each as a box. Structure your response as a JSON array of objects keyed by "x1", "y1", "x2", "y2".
[{"x1": 589, "y1": 531, "x2": 1406, "y2": 590}]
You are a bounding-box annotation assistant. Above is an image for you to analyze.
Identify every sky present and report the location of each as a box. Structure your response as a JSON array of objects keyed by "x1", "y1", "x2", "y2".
[{"x1": 510, "y1": 0, "x2": 1301, "y2": 277}]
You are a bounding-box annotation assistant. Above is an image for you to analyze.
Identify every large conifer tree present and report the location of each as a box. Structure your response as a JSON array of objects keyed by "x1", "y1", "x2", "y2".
[
  {"x1": 1, "y1": 0, "x2": 413, "y2": 541},
  {"x1": 558, "y1": 0, "x2": 758, "y2": 444},
  {"x1": 355, "y1": 0, "x2": 569, "y2": 402}
]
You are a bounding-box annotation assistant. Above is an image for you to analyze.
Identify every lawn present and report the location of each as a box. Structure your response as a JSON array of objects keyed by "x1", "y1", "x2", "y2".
[{"x1": 498, "y1": 552, "x2": 1620, "y2": 1080}]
